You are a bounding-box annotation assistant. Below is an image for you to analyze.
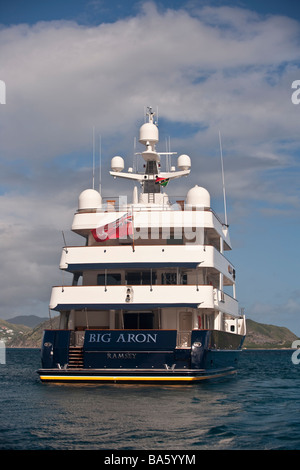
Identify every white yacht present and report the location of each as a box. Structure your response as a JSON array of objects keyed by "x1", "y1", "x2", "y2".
[{"x1": 38, "y1": 107, "x2": 246, "y2": 383}]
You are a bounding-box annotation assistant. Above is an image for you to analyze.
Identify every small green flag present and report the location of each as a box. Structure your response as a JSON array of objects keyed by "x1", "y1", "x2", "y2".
[{"x1": 155, "y1": 177, "x2": 169, "y2": 187}]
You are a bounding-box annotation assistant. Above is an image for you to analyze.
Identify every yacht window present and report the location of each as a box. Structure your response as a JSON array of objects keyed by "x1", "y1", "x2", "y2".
[
  {"x1": 126, "y1": 271, "x2": 157, "y2": 285},
  {"x1": 126, "y1": 272, "x2": 141, "y2": 285},
  {"x1": 97, "y1": 273, "x2": 121, "y2": 285},
  {"x1": 161, "y1": 273, "x2": 187, "y2": 285},
  {"x1": 162, "y1": 273, "x2": 177, "y2": 284},
  {"x1": 123, "y1": 312, "x2": 154, "y2": 329},
  {"x1": 166, "y1": 233, "x2": 184, "y2": 245}
]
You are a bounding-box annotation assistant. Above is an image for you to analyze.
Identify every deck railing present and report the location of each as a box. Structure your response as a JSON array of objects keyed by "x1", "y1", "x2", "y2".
[{"x1": 77, "y1": 196, "x2": 226, "y2": 225}]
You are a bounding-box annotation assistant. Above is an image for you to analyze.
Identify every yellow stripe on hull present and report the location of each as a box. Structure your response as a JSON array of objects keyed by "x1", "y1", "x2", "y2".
[{"x1": 39, "y1": 370, "x2": 236, "y2": 382}]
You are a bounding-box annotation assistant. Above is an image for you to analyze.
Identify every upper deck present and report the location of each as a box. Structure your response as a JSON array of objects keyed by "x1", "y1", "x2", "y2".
[
  {"x1": 59, "y1": 244, "x2": 235, "y2": 285},
  {"x1": 72, "y1": 201, "x2": 231, "y2": 250}
]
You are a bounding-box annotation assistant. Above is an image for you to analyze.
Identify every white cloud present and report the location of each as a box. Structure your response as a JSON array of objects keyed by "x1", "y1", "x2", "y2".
[
  {"x1": 1, "y1": 3, "x2": 299, "y2": 161},
  {"x1": 0, "y1": 2, "x2": 300, "y2": 320}
]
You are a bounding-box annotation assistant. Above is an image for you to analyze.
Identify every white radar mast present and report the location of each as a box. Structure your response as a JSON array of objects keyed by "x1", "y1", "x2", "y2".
[{"x1": 109, "y1": 107, "x2": 191, "y2": 203}]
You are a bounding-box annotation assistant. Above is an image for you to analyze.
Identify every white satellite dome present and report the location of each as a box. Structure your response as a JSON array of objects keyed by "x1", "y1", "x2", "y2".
[
  {"x1": 111, "y1": 156, "x2": 124, "y2": 172},
  {"x1": 139, "y1": 122, "x2": 159, "y2": 145},
  {"x1": 177, "y1": 154, "x2": 191, "y2": 170},
  {"x1": 186, "y1": 185, "x2": 210, "y2": 208},
  {"x1": 78, "y1": 189, "x2": 102, "y2": 210}
]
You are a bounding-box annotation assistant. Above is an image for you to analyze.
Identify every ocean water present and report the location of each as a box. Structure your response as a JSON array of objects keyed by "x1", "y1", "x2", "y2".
[{"x1": 0, "y1": 348, "x2": 300, "y2": 450}]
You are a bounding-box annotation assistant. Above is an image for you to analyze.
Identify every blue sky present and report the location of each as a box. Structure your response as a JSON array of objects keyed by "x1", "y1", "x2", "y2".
[
  {"x1": 1, "y1": 0, "x2": 300, "y2": 24},
  {"x1": 0, "y1": 0, "x2": 300, "y2": 336}
]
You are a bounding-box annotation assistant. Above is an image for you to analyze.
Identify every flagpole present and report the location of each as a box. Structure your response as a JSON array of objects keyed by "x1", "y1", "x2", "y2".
[
  {"x1": 92, "y1": 126, "x2": 95, "y2": 190},
  {"x1": 219, "y1": 130, "x2": 228, "y2": 226}
]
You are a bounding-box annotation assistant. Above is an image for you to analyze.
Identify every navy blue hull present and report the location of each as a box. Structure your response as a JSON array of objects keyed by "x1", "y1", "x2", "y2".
[{"x1": 38, "y1": 328, "x2": 244, "y2": 383}]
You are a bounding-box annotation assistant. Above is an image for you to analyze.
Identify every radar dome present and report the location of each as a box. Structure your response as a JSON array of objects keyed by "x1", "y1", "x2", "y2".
[
  {"x1": 139, "y1": 122, "x2": 159, "y2": 145},
  {"x1": 186, "y1": 185, "x2": 210, "y2": 208},
  {"x1": 78, "y1": 189, "x2": 102, "y2": 210},
  {"x1": 178, "y1": 154, "x2": 191, "y2": 170},
  {"x1": 111, "y1": 156, "x2": 124, "y2": 172}
]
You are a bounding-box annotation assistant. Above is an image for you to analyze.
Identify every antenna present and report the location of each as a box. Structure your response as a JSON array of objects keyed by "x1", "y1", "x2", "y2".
[
  {"x1": 99, "y1": 134, "x2": 102, "y2": 194},
  {"x1": 62, "y1": 231, "x2": 68, "y2": 252},
  {"x1": 92, "y1": 126, "x2": 95, "y2": 190},
  {"x1": 133, "y1": 136, "x2": 137, "y2": 173},
  {"x1": 165, "y1": 137, "x2": 168, "y2": 171},
  {"x1": 165, "y1": 137, "x2": 171, "y2": 172},
  {"x1": 219, "y1": 130, "x2": 228, "y2": 226}
]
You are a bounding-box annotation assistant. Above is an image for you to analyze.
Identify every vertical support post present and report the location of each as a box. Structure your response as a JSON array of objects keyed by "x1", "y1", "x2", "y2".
[{"x1": 85, "y1": 308, "x2": 89, "y2": 330}]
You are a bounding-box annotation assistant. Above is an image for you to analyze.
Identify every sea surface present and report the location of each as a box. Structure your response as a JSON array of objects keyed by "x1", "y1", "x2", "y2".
[{"x1": 0, "y1": 348, "x2": 300, "y2": 451}]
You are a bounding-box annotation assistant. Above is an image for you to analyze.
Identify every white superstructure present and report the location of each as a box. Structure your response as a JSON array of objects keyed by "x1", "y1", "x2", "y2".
[{"x1": 49, "y1": 107, "x2": 246, "y2": 348}]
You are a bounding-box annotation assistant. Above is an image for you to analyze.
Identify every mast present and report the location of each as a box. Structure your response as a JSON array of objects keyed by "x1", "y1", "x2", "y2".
[{"x1": 109, "y1": 107, "x2": 191, "y2": 204}]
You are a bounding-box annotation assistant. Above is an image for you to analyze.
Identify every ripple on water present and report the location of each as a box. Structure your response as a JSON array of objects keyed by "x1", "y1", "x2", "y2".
[{"x1": 1, "y1": 349, "x2": 300, "y2": 450}]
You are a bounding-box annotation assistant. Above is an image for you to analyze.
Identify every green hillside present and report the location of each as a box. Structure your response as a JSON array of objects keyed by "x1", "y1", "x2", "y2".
[
  {"x1": 0, "y1": 318, "x2": 32, "y2": 346},
  {"x1": 0, "y1": 316, "x2": 59, "y2": 348},
  {"x1": 243, "y1": 319, "x2": 299, "y2": 349}
]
